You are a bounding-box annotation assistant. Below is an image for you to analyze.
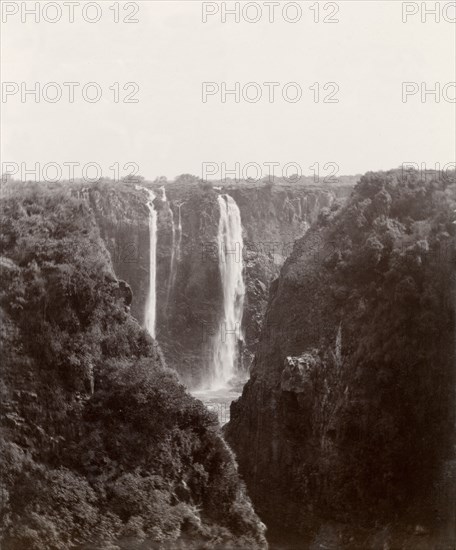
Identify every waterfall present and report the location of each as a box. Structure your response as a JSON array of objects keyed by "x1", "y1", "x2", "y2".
[
  {"x1": 176, "y1": 202, "x2": 184, "y2": 262},
  {"x1": 211, "y1": 194, "x2": 245, "y2": 389},
  {"x1": 139, "y1": 186, "x2": 158, "y2": 338}
]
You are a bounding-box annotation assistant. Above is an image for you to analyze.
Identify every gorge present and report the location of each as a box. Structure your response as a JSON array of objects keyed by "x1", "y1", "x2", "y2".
[
  {"x1": 0, "y1": 169, "x2": 454, "y2": 549},
  {"x1": 89, "y1": 176, "x2": 351, "y2": 391}
]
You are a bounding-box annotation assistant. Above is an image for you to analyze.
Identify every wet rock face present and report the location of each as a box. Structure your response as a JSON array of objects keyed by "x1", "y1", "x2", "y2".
[
  {"x1": 89, "y1": 181, "x2": 351, "y2": 386},
  {"x1": 89, "y1": 185, "x2": 150, "y2": 323}
]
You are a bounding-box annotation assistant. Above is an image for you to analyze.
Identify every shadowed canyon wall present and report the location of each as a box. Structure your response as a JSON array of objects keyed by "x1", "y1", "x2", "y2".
[{"x1": 225, "y1": 169, "x2": 456, "y2": 549}]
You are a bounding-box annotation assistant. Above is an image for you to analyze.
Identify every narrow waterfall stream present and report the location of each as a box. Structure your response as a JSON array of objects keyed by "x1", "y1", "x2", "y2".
[
  {"x1": 176, "y1": 202, "x2": 184, "y2": 263},
  {"x1": 140, "y1": 187, "x2": 158, "y2": 338}
]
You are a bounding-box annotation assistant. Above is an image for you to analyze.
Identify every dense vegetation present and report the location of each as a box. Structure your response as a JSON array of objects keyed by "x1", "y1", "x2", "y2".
[
  {"x1": 227, "y1": 169, "x2": 456, "y2": 544},
  {"x1": 315, "y1": 169, "x2": 456, "y2": 511},
  {"x1": 0, "y1": 185, "x2": 266, "y2": 549}
]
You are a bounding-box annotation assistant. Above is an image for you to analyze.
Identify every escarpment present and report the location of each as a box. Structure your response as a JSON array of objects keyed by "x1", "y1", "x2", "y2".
[{"x1": 225, "y1": 169, "x2": 456, "y2": 548}]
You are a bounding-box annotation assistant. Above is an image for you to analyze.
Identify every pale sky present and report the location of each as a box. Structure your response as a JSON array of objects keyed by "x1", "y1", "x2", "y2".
[{"x1": 1, "y1": 1, "x2": 455, "y2": 181}]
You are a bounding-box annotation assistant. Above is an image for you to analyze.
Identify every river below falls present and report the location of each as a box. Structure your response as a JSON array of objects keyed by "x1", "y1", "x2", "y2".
[{"x1": 190, "y1": 386, "x2": 242, "y2": 425}]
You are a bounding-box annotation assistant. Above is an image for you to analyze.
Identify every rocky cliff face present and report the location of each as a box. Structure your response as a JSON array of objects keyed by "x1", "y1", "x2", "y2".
[
  {"x1": 88, "y1": 178, "x2": 352, "y2": 387},
  {"x1": 225, "y1": 170, "x2": 456, "y2": 548}
]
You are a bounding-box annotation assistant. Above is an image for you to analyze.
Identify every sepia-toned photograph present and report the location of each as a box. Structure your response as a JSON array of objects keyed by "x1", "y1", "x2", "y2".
[{"x1": 0, "y1": 1, "x2": 455, "y2": 548}]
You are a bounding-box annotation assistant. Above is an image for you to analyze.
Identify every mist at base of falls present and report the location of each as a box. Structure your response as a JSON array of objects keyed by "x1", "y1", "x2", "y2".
[{"x1": 190, "y1": 384, "x2": 244, "y2": 426}]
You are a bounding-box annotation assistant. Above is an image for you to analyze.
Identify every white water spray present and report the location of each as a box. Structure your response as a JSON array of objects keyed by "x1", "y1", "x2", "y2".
[
  {"x1": 140, "y1": 187, "x2": 158, "y2": 338},
  {"x1": 211, "y1": 194, "x2": 245, "y2": 389},
  {"x1": 176, "y1": 202, "x2": 184, "y2": 262}
]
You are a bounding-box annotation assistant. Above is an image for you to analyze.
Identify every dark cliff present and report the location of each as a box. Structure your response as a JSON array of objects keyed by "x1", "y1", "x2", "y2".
[{"x1": 225, "y1": 170, "x2": 456, "y2": 548}]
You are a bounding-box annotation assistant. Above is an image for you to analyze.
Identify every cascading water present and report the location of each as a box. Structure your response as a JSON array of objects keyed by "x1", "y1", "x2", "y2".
[
  {"x1": 139, "y1": 186, "x2": 158, "y2": 338},
  {"x1": 211, "y1": 194, "x2": 246, "y2": 389},
  {"x1": 192, "y1": 194, "x2": 245, "y2": 421},
  {"x1": 176, "y1": 202, "x2": 184, "y2": 262}
]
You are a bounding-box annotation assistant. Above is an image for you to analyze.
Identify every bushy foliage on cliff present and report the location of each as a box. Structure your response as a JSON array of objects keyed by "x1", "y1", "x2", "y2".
[
  {"x1": 309, "y1": 169, "x2": 456, "y2": 516},
  {"x1": 0, "y1": 185, "x2": 266, "y2": 549},
  {"x1": 227, "y1": 169, "x2": 455, "y2": 536}
]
